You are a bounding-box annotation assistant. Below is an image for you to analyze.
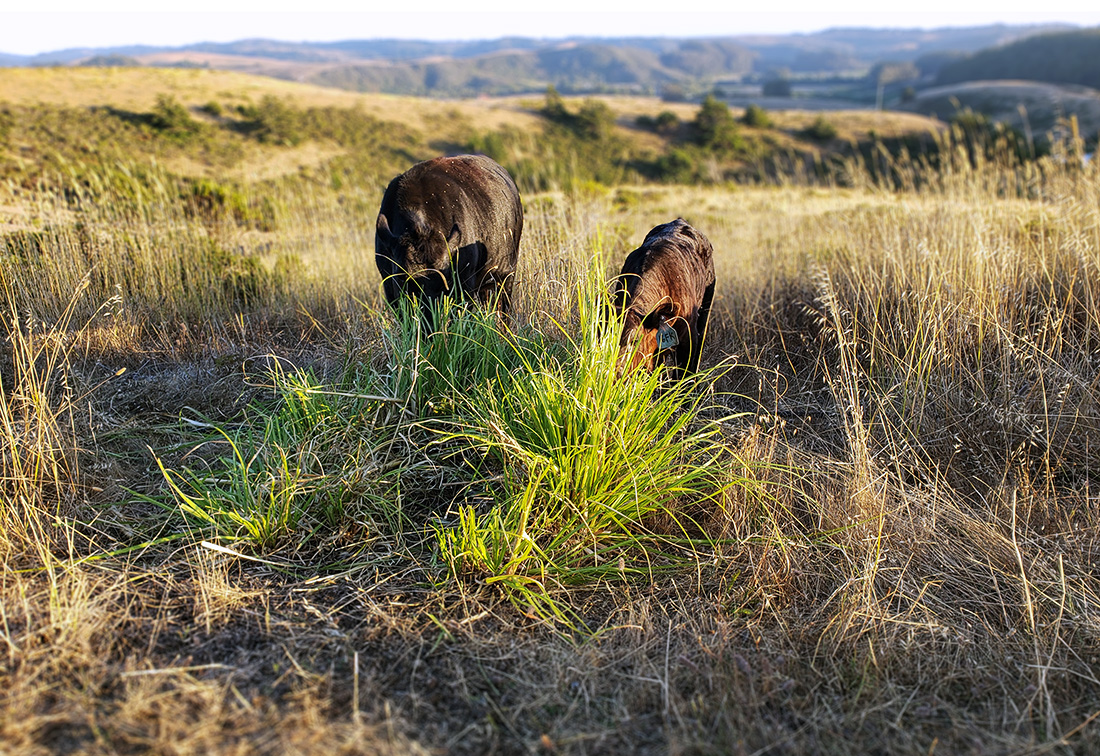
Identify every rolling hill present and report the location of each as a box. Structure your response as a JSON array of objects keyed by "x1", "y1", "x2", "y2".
[
  {"x1": 935, "y1": 28, "x2": 1100, "y2": 90},
  {"x1": 906, "y1": 80, "x2": 1100, "y2": 144},
  {"x1": 2, "y1": 25, "x2": 1072, "y2": 98}
]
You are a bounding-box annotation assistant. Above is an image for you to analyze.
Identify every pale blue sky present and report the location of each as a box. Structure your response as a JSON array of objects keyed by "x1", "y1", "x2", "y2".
[{"x1": 4, "y1": 3, "x2": 1100, "y2": 57}]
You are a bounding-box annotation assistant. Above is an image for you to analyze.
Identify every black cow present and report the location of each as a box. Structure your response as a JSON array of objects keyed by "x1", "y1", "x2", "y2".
[
  {"x1": 610, "y1": 219, "x2": 716, "y2": 375},
  {"x1": 375, "y1": 155, "x2": 523, "y2": 324}
]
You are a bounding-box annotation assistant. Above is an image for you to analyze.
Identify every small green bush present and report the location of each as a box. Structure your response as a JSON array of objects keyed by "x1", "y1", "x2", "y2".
[
  {"x1": 238, "y1": 96, "x2": 303, "y2": 146},
  {"x1": 639, "y1": 110, "x2": 680, "y2": 135},
  {"x1": 148, "y1": 95, "x2": 203, "y2": 141},
  {"x1": 436, "y1": 263, "x2": 735, "y2": 624},
  {"x1": 185, "y1": 178, "x2": 250, "y2": 224},
  {"x1": 741, "y1": 104, "x2": 772, "y2": 128},
  {"x1": 654, "y1": 110, "x2": 680, "y2": 134},
  {"x1": 805, "y1": 115, "x2": 838, "y2": 141},
  {"x1": 541, "y1": 88, "x2": 615, "y2": 142},
  {"x1": 692, "y1": 95, "x2": 743, "y2": 152},
  {"x1": 574, "y1": 100, "x2": 615, "y2": 141},
  {"x1": 652, "y1": 147, "x2": 696, "y2": 182}
]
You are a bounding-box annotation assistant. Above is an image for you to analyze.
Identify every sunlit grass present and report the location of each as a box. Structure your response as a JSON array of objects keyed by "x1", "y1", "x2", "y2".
[
  {"x1": 3, "y1": 78, "x2": 1100, "y2": 752},
  {"x1": 0, "y1": 272, "x2": 95, "y2": 564},
  {"x1": 156, "y1": 263, "x2": 751, "y2": 628},
  {"x1": 434, "y1": 264, "x2": 742, "y2": 624}
]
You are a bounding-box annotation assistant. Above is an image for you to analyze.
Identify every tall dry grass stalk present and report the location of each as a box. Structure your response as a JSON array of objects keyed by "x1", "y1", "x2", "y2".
[{"x1": 0, "y1": 271, "x2": 87, "y2": 564}]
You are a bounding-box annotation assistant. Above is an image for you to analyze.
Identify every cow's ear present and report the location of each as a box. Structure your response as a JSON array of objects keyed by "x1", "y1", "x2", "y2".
[
  {"x1": 376, "y1": 213, "x2": 395, "y2": 242},
  {"x1": 446, "y1": 223, "x2": 461, "y2": 248}
]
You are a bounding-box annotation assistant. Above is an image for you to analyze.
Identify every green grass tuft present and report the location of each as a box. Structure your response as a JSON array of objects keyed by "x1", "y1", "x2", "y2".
[{"x1": 434, "y1": 262, "x2": 741, "y2": 624}]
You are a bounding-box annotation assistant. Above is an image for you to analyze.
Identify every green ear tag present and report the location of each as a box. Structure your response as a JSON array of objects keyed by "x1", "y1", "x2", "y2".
[{"x1": 656, "y1": 321, "x2": 679, "y2": 350}]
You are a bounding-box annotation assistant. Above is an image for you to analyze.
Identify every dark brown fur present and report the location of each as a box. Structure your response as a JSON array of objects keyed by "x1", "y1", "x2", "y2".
[
  {"x1": 610, "y1": 219, "x2": 716, "y2": 375},
  {"x1": 375, "y1": 155, "x2": 523, "y2": 323}
]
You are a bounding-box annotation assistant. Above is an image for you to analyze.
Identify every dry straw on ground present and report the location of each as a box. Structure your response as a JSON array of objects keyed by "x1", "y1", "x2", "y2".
[{"x1": 2, "y1": 75, "x2": 1100, "y2": 754}]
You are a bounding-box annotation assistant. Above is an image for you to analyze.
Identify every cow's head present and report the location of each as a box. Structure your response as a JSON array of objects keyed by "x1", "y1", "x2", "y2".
[
  {"x1": 619, "y1": 300, "x2": 682, "y2": 373},
  {"x1": 376, "y1": 214, "x2": 462, "y2": 322}
]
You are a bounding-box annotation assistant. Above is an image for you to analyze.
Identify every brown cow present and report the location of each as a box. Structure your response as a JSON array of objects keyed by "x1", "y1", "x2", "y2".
[
  {"x1": 610, "y1": 219, "x2": 715, "y2": 375},
  {"x1": 375, "y1": 154, "x2": 523, "y2": 327}
]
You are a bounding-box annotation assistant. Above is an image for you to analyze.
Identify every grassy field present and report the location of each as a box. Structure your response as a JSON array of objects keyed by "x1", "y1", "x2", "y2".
[{"x1": 2, "y1": 68, "x2": 1100, "y2": 755}]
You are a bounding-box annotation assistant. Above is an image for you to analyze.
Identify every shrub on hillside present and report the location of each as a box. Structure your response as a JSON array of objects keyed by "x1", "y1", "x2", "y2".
[
  {"x1": 540, "y1": 87, "x2": 615, "y2": 142},
  {"x1": 654, "y1": 110, "x2": 680, "y2": 134},
  {"x1": 237, "y1": 96, "x2": 303, "y2": 146},
  {"x1": 636, "y1": 110, "x2": 681, "y2": 135},
  {"x1": 692, "y1": 95, "x2": 743, "y2": 152},
  {"x1": 184, "y1": 179, "x2": 279, "y2": 230},
  {"x1": 574, "y1": 99, "x2": 616, "y2": 141},
  {"x1": 184, "y1": 179, "x2": 250, "y2": 224},
  {"x1": 741, "y1": 104, "x2": 771, "y2": 128},
  {"x1": 148, "y1": 95, "x2": 204, "y2": 141},
  {"x1": 804, "y1": 115, "x2": 838, "y2": 141},
  {"x1": 651, "y1": 147, "x2": 695, "y2": 182}
]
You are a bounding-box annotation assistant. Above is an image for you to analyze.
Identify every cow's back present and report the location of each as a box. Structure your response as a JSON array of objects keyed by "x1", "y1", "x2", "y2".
[
  {"x1": 375, "y1": 154, "x2": 524, "y2": 315},
  {"x1": 381, "y1": 155, "x2": 522, "y2": 260},
  {"x1": 618, "y1": 219, "x2": 714, "y2": 309}
]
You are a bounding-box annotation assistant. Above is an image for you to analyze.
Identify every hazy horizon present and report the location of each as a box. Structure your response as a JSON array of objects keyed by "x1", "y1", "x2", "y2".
[{"x1": 5, "y1": 4, "x2": 1100, "y2": 58}]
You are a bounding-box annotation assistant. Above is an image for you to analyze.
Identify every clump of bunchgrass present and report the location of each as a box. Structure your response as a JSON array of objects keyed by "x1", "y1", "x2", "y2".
[
  {"x1": 435, "y1": 261, "x2": 741, "y2": 625},
  {"x1": 157, "y1": 360, "x2": 411, "y2": 550},
  {"x1": 156, "y1": 293, "x2": 545, "y2": 551},
  {"x1": 157, "y1": 262, "x2": 749, "y2": 629},
  {"x1": 376, "y1": 293, "x2": 556, "y2": 420}
]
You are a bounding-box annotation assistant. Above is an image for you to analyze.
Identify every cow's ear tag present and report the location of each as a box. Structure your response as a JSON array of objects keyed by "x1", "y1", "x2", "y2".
[{"x1": 657, "y1": 321, "x2": 679, "y2": 350}]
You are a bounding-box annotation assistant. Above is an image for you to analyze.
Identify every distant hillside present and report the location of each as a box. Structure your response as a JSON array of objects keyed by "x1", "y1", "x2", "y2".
[
  {"x1": 185, "y1": 37, "x2": 568, "y2": 63},
  {"x1": 936, "y1": 29, "x2": 1100, "y2": 90},
  {"x1": 0, "y1": 24, "x2": 1073, "y2": 98},
  {"x1": 906, "y1": 80, "x2": 1100, "y2": 144},
  {"x1": 306, "y1": 41, "x2": 754, "y2": 97},
  {"x1": 21, "y1": 45, "x2": 163, "y2": 66},
  {"x1": 742, "y1": 24, "x2": 1068, "y2": 73}
]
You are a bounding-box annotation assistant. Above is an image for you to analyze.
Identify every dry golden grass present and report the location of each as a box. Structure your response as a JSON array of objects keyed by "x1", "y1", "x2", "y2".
[
  {"x1": 767, "y1": 107, "x2": 945, "y2": 140},
  {"x1": 163, "y1": 141, "x2": 347, "y2": 182},
  {"x1": 0, "y1": 66, "x2": 544, "y2": 133},
  {"x1": 3, "y1": 73, "x2": 1100, "y2": 753}
]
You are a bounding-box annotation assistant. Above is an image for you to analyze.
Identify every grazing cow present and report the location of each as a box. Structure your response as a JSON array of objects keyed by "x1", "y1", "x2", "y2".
[
  {"x1": 375, "y1": 154, "x2": 523, "y2": 325},
  {"x1": 610, "y1": 219, "x2": 715, "y2": 375}
]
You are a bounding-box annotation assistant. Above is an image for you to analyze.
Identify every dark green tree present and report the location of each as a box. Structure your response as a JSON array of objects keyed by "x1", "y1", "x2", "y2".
[
  {"x1": 692, "y1": 95, "x2": 742, "y2": 151},
  {"x1": 762, "y1": 78, "x2": 792, "y2": 97}
]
